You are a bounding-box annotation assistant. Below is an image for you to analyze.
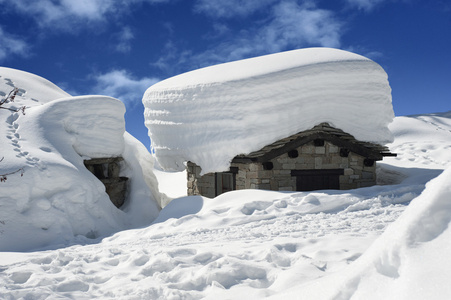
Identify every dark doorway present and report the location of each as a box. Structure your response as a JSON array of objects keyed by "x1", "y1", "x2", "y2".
[
  {"x1": 84, "y1": 157, "x2": 128, "y2": 208},
  {"x1": 215, "y1": 167, "x2": 238, "y2": 196},
  {"x1": 291, "y1": 169, "x2": 344, "y2": 191}
]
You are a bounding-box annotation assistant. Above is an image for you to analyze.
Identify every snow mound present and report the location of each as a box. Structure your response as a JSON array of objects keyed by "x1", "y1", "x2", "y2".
[
  {"x1": 0, "y1": 67, "x2": 70, "y2": 103},
  {"x1": 342, "y1": 166, "x2": 451, "y2": 299},
  {"x1": 143, "y1": 47, "x2": 394, "y2": 174},
  {"x1": 285, "y1": 166, "x2": 451, "y2": 300},
  {"x1": 387, "y1": 111, "x2": 451, "y2": 169},
  {"x1": 0, "y1": 68, "x2": 162, "y2": 251}
]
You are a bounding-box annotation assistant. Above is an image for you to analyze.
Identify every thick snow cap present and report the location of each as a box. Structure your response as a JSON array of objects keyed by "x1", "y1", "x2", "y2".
[{"x1": 143, "y1": 48, "x2": 394, "y2": 174}]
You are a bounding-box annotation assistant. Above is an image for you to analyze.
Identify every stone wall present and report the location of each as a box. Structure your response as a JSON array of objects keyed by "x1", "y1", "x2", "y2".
[
  {"x1": 84, "y1": 157, "x2": 128, "y2": 208},
  {"x1": 187, "y1": 140, "x2": 376, "y2": 197},
  {"x1": 187, "y1": 162, "x2": 216, "y2": 198}
]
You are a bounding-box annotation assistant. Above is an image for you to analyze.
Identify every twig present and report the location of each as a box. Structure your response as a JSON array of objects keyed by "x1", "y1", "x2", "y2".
[
  {"x1": 0, "y1": 87, "x2": 25, "y2": 114},
  {"x1": 0, "y1": 167, "x2": 25, "y2": 182},
  {"x1": 0, "y1": 87, "x2": 19, "y2": 105}
]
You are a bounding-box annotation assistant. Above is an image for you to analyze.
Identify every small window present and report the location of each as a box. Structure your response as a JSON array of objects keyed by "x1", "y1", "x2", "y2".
[
  {"x1": 364, "y1": 159, "x2": 375, "y2": 167},
  {"x1": 340, "y1": 148, "x2": 350, "y2": 157},
  {"x1": 314, "y1": 139, "x2": 325, "y2": 147},
  {"x1": 288, "y1": 150, "x2": 299, "y2": 158},
  {"x1": 262, "y1": 161, "x2": 274, "y2": 170}
]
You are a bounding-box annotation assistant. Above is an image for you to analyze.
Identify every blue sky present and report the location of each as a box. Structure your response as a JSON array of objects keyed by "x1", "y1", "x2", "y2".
[{"x1": 1, "y1": 0, "x2": 450, "y2": 149}]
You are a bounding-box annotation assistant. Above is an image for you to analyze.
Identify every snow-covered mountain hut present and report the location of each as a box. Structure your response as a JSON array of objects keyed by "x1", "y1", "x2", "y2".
[{"x1": 143, "y1": 48, "x2": 396, "y2": 197}]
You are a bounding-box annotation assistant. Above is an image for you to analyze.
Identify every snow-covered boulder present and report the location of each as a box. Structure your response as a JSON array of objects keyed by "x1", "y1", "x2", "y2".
[
  {"x1": 0, "y1": 67, "x2": 163, "y2": 251},
  {"x1": 143, "y1": 47, "x2": 395, "y2": 174}
]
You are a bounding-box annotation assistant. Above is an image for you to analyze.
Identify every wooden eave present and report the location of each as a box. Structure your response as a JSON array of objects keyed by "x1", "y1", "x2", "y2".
[{"x1": 232, "y1": 123, "x2": 395, "y2": 163}]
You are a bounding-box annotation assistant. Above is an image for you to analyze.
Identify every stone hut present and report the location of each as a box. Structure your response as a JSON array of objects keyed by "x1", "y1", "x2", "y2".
[{"x1": 187, "y1": 123, "x2": 395, "y2": 198}]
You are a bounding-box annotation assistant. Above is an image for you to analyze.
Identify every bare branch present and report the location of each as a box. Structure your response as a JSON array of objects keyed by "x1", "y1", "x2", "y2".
[
  {"x1": 0, "y1": 87, "x2": 19, "y2": 106},
  {"x1": 0, "y1": 157, "x2": 25, "y2": 182},
  {"x1": 0, "y1": 105, "x2": 26, "y2": 114},
  {"x1": 0, "y1": 88, "x2": 25, "y2": 114},
  {"x1": 0, "y1": 167, "x2": 24, "y2": 182}
]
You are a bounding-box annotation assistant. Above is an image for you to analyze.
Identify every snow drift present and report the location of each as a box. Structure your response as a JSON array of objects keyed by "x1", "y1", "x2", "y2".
[
  {"x1": 337, "y1": 166, "x2": 451, "y2": 300},
  {"x1": 277, "y1": 165, "x2": 451, "y2": 300},
  {"x1": 0, "y1": 67, "x2": 162, "y2": 251},
  {"x1": 143, "y1": 47, "x2": 395, "y2": 174},
  {"x1": 387, "y1": 111, "x2": 451, "y2": 169}
]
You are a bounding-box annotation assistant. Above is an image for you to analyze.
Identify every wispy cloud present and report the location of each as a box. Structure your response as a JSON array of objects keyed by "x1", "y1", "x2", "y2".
[
  {"x1": 91, "y1": 70, "x2": 160, "y2": 107},
  {"x1": 345, "y1": 0, "x2": 387, "y2": 12},
  {"x1": 4, "y1": 0, "x2": 111, "y2": 30},
  {"x1": 267, "y1": 1, "x2": 342, "y2": 49},
  {"x1": 194, "y1": 0, "x2": 277, "y2": 18},
  {"x1": 151, "y1": 40, "x2": 194, "y2": 75},
  {"x1": 0, "y1": 27, "x2": 29, "y2": 61},
  {"x1": 115, "y1": 26, "x2": 135, "y2": 53},
  {"x1": 156, "y1": 0, "x2": 342, "y2": 72},
  {"x1": 1, "y1": 0, "x2": 173, "y2": 31}
]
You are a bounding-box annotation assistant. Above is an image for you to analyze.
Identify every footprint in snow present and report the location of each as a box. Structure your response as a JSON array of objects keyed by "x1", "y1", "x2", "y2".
[{"x1": 9, "y1": 271, "x2": 33, "y2": 284}]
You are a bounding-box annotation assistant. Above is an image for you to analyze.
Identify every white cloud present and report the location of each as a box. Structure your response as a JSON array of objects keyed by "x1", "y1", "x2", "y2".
[
  {"x1": 0, "y1": 27, "x2": 29, "y2": 61},
  {"x1": 159, "y1": 0, "x2": 342, "y2": 71},
  {"x1": 1, "y1": 0, "x2": 172, "y2": 31},
  {"x1": 202, "y1": 23, "x2": 230, "y2": 39},
  {"x1": 194, "y1": 0, "x2": 277, "y2": 18},
  {"x1": 5, "y1": 0, "x2": 109, "y2": 28},
  {"x1": 92, "y1": 70, "x2": 160, "y2": 107},
  {"x1": 345, "y1": 0, "x2": 387, "y2": 12},
  {"x1": 116, "y1": 27, "x2": 135, "y2": 53},
  {"x1": 151, "y1": 41, "x2": 194, "y2": 74},
  {"x1": 265, "y1": 1, "x2": 341, "y2": 49}
]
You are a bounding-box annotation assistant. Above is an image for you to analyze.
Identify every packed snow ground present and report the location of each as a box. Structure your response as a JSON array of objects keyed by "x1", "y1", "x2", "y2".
[
  {"x1": 143, "y1": 48, "x2": 394, "y2": 174},
  {"x1": 0, "y1": 111, "x2": 450, "y2": 299}
]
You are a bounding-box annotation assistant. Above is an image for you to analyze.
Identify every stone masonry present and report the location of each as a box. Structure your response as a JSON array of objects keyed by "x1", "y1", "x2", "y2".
[
  {"x1": 187, "y1": 140, "x2": 376, "y2": 198},
  {"x1": 84, "y1": 157, "x2": 128, "y2": 208}
]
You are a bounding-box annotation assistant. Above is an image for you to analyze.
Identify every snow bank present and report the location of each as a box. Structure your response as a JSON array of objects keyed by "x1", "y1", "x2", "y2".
[
  {"x1": 0, "y1": 67, "x2": 70, "y2": 103},
  {"x1": 0, "y1": 68, "x2": 162, "y2": 251},
  {"x1": 339, "y1": 166, "x2": 451, "y2": 300},
  {"x1": 278, "y1": 166, "x2": 451, "y2": 300},
  {"x1": 387, "y1": 111, "x2": 451, "y2": 169},
  {"x1": 143, "y1": 47, "x2": 394, "y2": 174}
]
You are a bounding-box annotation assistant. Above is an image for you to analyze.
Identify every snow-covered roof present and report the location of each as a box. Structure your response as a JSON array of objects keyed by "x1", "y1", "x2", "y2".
[{"x1": 143, "y1": 48, "x2": 395, "y2": 174}]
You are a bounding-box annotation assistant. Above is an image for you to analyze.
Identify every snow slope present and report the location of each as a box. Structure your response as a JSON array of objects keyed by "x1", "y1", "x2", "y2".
[
  {"x1": 387, "y1": 111, "x2": 451, "y2": 169},
  {"x1": 143, "y1": 48, "x2": 394, "y2": 174},
  {"x1": 276, "y1": 164, "x2": 451, "y2": 300},
  {"x1": 0, "y1": 67, "x2": 163, "y2": 251},
  {"x1": 0, "y1": 111, "x2": 449, "y2": 299}
]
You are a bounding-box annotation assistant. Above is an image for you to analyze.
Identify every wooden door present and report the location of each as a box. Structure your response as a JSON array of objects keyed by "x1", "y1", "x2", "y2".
[
  {"x1": 292, "y1": 169, "x2": 344, "y2": 191},
  {"x1": 215, "y1": 172, "x2": 235, "y2": 196}
]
